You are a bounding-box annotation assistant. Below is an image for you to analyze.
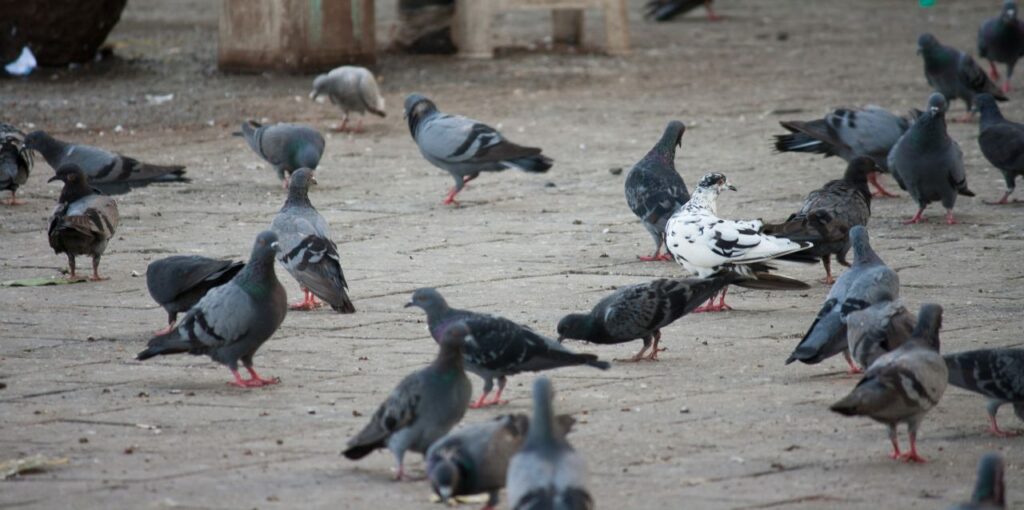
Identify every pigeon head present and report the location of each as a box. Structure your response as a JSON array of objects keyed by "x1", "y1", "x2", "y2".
[
  {"x1": 848, "y1": 226, "x2": 882, "y2": 266},
  {"x1": 926, "y1": 93, "x2": 948, "y2": 115},
  {"x1": 405, "y1": 287, "x2": 449, "y2": 315},
  {"x1": 24, "y1": 130, "x2": 60, "y2": 156},
  {"x1": 696, "y1": 172, "x2": 737, "y2": 193},
  {"x1": 252, "y1": 230, "x2": 280, "y2": 259},
  {"x1": 971, "y1": 453, "x2": 1006, "y2": 507},
  {"x1": 1002, "y1": 0, "x2": 1018, "y2": 20},
  {"x1": 235, "y1": 231, "x2": 281, "y2": 293},
  {"x1": 911, "y1": 303, "x2": 943, "y2": 352},
  {"x1": 287, "y1": 168, "x2": 317, "y2": 195},
  {"x1": 917, "y1": 33, "x2": 939, "y2": 53},
  {"x1": 844, "y1": 157, "x2": 876, "y2": 184},
  {"x1": 556, "y1": 313, "x2": 598, "y2": 343},
  {"x1": 404, "y1": 93, "x2": 438, "y2": 136},
  {"x1": 526, "y1": 377, "x2": 558, "y2": 445},
  {"x1": 309, "y1": 74, "x2": 328, "y2": 100},
  {"x1": 48, "y1": 164, "x2": 93, "y2": 203},
  {"x1": 427, "y1": 450, "x2": 461, "y2": 503},
  {"x1": 654, "y1": 120, "x2": 686, "y2": 153}
]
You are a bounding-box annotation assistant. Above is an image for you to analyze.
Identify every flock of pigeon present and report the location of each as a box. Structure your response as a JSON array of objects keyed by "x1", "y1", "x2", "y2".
[{"x1": 3, "y1": 3, "x2": 1024, "y2": 509}]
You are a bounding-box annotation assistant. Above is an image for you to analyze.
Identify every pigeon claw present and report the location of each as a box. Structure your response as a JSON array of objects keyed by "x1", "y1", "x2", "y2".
[
  {"x1": 903, "y1": 210, "x2": 927, "y2": 225},
  {"x1": 637, "y1": 252, "x2": 674, "y2": 262},
  {"x1": 154, "y1": 324, "x2": 176, "y2": 336},
  {"x1": 944, "y1": 210, "x2": 958, "y2": 225},
  {"x1": 867, "y1": 172, "x2": 898, "y2": 198},
  {"x1": 988, "y1": 416, "x2": 1020, "y2": 437},
  {"x1": 899, "y1": 451, "x2": 928, "y2": 463}
]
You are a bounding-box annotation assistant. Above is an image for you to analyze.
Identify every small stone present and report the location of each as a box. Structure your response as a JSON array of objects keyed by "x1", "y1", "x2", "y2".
[
  {"x1": 679, "y1": 407, "x2": 690, "y2": 414},
  {"x1": 79, "y1": 437, "x2": 89, "y2": 444},
  {"x1": 608, "y1": 167, "x2": 623, "y2": 175},
  {"x1": 276, "y1": 439, "x2": 284, "y2": 445},
  {"x1": 572, "y1": 219, "x2": 583, "y2": 225}
]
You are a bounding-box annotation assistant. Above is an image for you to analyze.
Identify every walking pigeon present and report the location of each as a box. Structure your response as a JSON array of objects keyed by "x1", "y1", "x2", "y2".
[
  {"x1": 403, "y1": 93, "x2": 553, "y2": 205},
  {"x1": 764, "y1": 157, "x2": 873, "y2": 283},
  {"x1": 343, "y1": 321, "x2": 473, "y2": 480},
  {"x1": 405, "y1": 288, "x2": 609, "y2": 408},
  {"x1": 830, "y1": 304, "x2": 947, "y2": 463},
  {"x1": 47, "y1": 165, "x2": 119, "y2": 281},
  {"x1": 624, "y1": 120, "x2": 690, "y2": 261},
  {"x1": 978, "y1": 0, "x2": 1024, "y2": 93},
  {"x1": 975, "y1": 93, "x2": 1024, "y2": 204},
  {"x1": 644, "y1": 0, "x2": 719, "y2": 21},
  {"x1": 239, "y1": 120, "x2": 325, "y2": 186},
  {"x1": 507, "y1": 377, "x2": 593, "y2": 510},
  {"x1": 846, "y1": 300, "x2": 915, "y2": 371},
  {"x1": 136, "y1": 231, "x2": 287, "y2": 388},
  {"x1": 25, "y1": 130, "x2": 186, "y2": 193},
  {"x1": 557, "y1": 275, "x2": 742, "y2": 361},
  {"x1": 0, "y1": 123, "x2": 32, "y2": 205},
  {"x1": 949, "y1": 453, "x2": 1006, "y2": 510},
  {"x1": 786, "y1": 226, "x2": 898, "y2": 372},
  {"x1": 773, "y1": 106, "x2": 917, "y2": 197},
  {"x1": 310, "y1": 66, "x2": 386, "y2": 132},
  {"x1": 664, "y1": 173, "x2": 816, "y2": 312},
  {"x1": 944, "y1": 348, "x2": 1024, "y2": 437},
  {"x1": 888, "y1": 93, "x2": 975, "y2": 225},
  {"x1": 917, "y1": 33, "x2": 1007, "y2": 121},
  {"x1": 146, "y1": 255, "x2": 245, "y2": 335},
  {"x1": 271, "y1": 168, "x2": 355, "y2": 313}
]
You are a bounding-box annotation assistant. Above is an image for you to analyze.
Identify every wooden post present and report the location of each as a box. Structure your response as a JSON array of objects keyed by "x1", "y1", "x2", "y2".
[
  {"x1": 552, "y1": 9, "x2": 583, "y2": 45},
  {"x1": 603, "y1": 0, "x2": 629, "y2": 55},
  {"x1": 455, "y1": 0, "x2": 494, "y2": 58}
]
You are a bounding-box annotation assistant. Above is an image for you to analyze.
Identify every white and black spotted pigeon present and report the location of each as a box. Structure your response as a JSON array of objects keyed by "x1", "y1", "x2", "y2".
[
  {"x1": 47, "y1": 165, "x2": 119, "y2": 281},
  {"x1": 271, "y1": 168, "x2": 355, "y2": 313},
  {"x1": 846, "y1": 299, "x2": 915, "y2": 371},
  {"x1": 664, "y1": 172, "x2": 816, "y2": 312},
  {"x1": 975, "y1": 93, "x2": 1024, "y2": 204},
  {"x1": 624, "y1": 120, "x2": 690, "y2": 261},
  {"x1": 403, "y1": 93, "x2": 552, "y2": 206},
  {"x1": 979, "y1": 0, "x2": 1024, "y2": 94},
  {"x1": 239, "y1": 120, "x2": 325, "y2": 186},
  {"x1": 136, "y1": 231, "x2": 287, "y2": 388},
  {"x1": 644, "y1": 0, "x2": 720, "y2": 21},
  {"x1": 0, "y1": 123, "x2": 32, "y2": 205},
  {"x1": 831, "y1": 304, "x2": 947, "y2": 463},
  {"x1": 310, "y1": 66, "x2": 386, "y2": 133},
  {"x1": 918, "y1": 33, "x2": 1007, "y2": 121},
  {"x1": 945, "y1": 348, "x2": 1024, "y2": 437},
  {"x1": 146, "y1": 255, "x2": 245, "y2": 335},
  {"x1": 949, "y1": 453, "x2": 1006, "y2": 510}
]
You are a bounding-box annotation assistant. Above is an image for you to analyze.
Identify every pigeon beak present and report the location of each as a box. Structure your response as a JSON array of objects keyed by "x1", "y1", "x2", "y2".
[
  {"x1": 403, "y1": 301, "x2": 414, "y2": 308},
  {"x1": 557, "y1": 335, "x2": 566, "y2": 343},
  {"x1": 308, "y1": 90, "x2": 317, "y2": 100},
  {"x1": 464, "y1": 334, "x2": 479, "y2": 349},
  {"x1": 438, "y1": 487, "x2": 452, "y2": 502},
  {"x1": 726, "y1": 182, "x2": 738, "y2": 191},
  {"x1": 929, "y1": 106, "x2": 939, "y2": 114},
  {"x1": 47, "y1": 175, "x2": 60, "y2": 183},
  {"x1": 310, "y1": 175, "x2": 318, "y2": 186},
  {"x1": 270, "y1": 241, "x2": 280, "y2": 251}
]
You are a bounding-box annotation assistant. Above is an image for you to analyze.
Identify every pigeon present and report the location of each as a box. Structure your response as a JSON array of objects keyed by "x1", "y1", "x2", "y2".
[
  {"x1": 405, "y1": 288, "x2": 609, "y2": 408},
  {"x1": 47, "y1": 165, "x2": 119, "y2": 281},
  {"x1": 773, "y1": 105, "x2": 918, "y2": 197},
  {"x1": 764, "y1": 157, "x2": 873, "y2": 284},
  {"x1": 786, "y1": 226, "x2": 898, "y2": 372},
  {"x1": 888, "y1": 93, "x2": 975, "y2": 225},
  {"x1": 310, "y1": 66, "x2": 386, "y2": 133},
  {"x1": 664, "y1": 173, "x2": 816, "y2": 312},
  {"x1": 949, "y1": 453, "x2": 1006, "y2": 510},
  {"x1": 0, "y1": 123, "x2": 32, "y2": 205},
  {"x1": 506, "y1": 377, "x2": 593, "y2": 510},
  {"x1": 644, "y1": 0, "x2": 720, "y2": 21},
  {"x1": 944, "y1": 348, "x2": 1024, "y2": 437},
  {"x1": 270, "y1": 168, "x2": 355, "y2": 313},
  {"x1": 25, "y1": 130, "x2": 186, "y2": 193},
  {"x1": 239, "y1": 120, "x2": 325, "y2": 186},
  {"x1": 426, "y1": 413, "x2": 576, "y2": 509},
  {"x1": 136, "y1": 230, "x2": 287, "y2": 388},
  {"x1": 146, "y1": 255, "x2": 245, "y2": 335},
  {"x1": 342, "y1": 321, "x2": 473, "y2": 481},
  {"x1": 403, "y1": 93, "x2": 552, "y2": 205},
  {"x1": 978, "y1": 0, "x2": 1024, "y2": 93},
  {"x1": 830, "y1": 303, "x2": 947, "y2": 463},
  {"x1": 556, "y1": 275, "x2": 743, "y2": 361},
  {"x1": 846, "y1": 299, "x2": 916, "y2": 371},
  {"x1": 624, "y1": 120, "x2": 690, "y2": 261},
  {"x1": 917, "y1": 33, "x2": 1007, "y2": 121},
  {"x1": 974, "y1": 93, "x2": 1024, "y2": 204}
]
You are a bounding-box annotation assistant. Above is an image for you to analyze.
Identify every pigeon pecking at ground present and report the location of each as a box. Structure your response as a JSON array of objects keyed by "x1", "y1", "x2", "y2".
[
  {"x1": 888, "y1": 93, "x2": 975, "y2": 225},
  {"x1": 624, "y1": 120, "x2": 690, "y2": 261},
  {"x1": 310, "y1": 66, "x2": 386, "y2": 133},
  {"x1": 978, "y1": 0, "x2": 1024, "y2": 93},
  {"x1": 239, "y1": 120, "x2": 325, "y2": 187},
  {"x1": 270, "y1": 168, "x2": 355, "y2": 313},
  {"x1": 557, "y1": 275, "x2": 742, "y2": 361},
  {"x1": 974, "y1": 93, "x2": 1024, "y2": 204},
  {"x1": 764, "y1": 157, "x2": 872, "y2": 284},
  {"x1": 146, "y1": 255, "x2": 245, "y2": 335},
  {"x1": 25, "y1": 130, "x2": 186, "y2": 194},
  {"x1": 405, "y1": 288, "x2": 609, "y2": 408},
  {"x1": 0, "y1": 123, "x2": 32, "y2": 205},
  {"x1": 506, "y1": 377, "x2": 593, "y2": 510},
  {"x1": 403, "y1": 93, "x2": 552, "y2": 206},
  {"x1": 664, "y1": 172, "x2": 816, "y2": 312},
  {"x1": 644, "y1": 0, "x2": 720, "y2": 21},
  {"x1": 830, "y1": 304, "x2": 948, "y2": 463},
  {"x1": 917, "y1": 33, "x2": 1007, "y2": 122},
  {"x1": 136, "y1": 231, "x2": 287, "y2": 388},
  {"x1": 944, "y1": 348, "x2": 1024, "y2": 437},
  {"x1": 343, "y1": 321, "x2": 473, "y2": 481},
  {"x1": 846, "y1": 299, "x2": 916, "y2": 372},
  {"x1": 948, "y1": 453, "x2": 1006, "y2": 510},
  {"x1": 47, "y1": 165, "x2": 119, "y2": 281}
]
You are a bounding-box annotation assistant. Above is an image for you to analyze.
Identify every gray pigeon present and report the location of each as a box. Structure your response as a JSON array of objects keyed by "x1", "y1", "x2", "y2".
[
  {"x1": 25, "y1": 130, "x2": 186, "y2": 193},
  {"x1": 830, "y1": 304, "x2": 947, "y2": 463},
  {"x1": 979, "y1": 0, "x2": 1024, "y2": 93},
  {"x1": 0, "y1": 123, "x2": 32, "y2": 205},
  {"x1": 975, "y1": 93, "x2": 1024, "y2": 204},
  {"x1": 47, "y1": 165, "x2": 119, "y2": 281},
  {"x1": 624, "y1": 120, "x2": 690, "y2": 261},
  {"x1": 949, "y1": 453, "x2": 1006, "y2": 510},
  {"x1": 343, "y1": 321, "x2": 473, "y2": 480},
  {"x1": 271, "y1": 168, "x2": 355, "y2": 313},
  {"x1": 507, "y1": 377, "x2": 593, "y2": 510},
  {"x1": 764, "y1": 157, "x2": 873, "y2": 283},
  {"x1": 557, "y1": 275, "x2": 741, "y2": 361},
  {"x1": 136, "y1": 230, "x2": 288, "y2": 388},
  {"x1": 310, "y1": 66, "x2": 386, "y2": 132},
  {"x1": 944, "y1": 348, "x2": 1024, "y2": 437},
  {"x1": 888, "y1": 93, "x2": 975, "y2": 225},
  {"x1": 406, "y1": 288, "x2": 609, "y2": 408},
  {"x1": 146, "y1": 255, "x2": 245, "y2": 334},
  {"x1": 846, "y1": 299, "x2": 915, "y2": 371},
  {"x1": 644, "y1": 0, "x2": 719, "y2": 21},
  {"x1": 404, "y1": 93, "x2": 553, "y2": 205},
  {"x1": 786, "y1": 226, "x2": 898, "y2": 372},
  {"x1": 426, "y1": 413, "x2": 575, "y2": 508},
  {"x1": 239, "y1": 120, "x2": 325, "y2": 186},
  {"x1": 917, "y1": 33, "x2": 1007, "y2": 120}
]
